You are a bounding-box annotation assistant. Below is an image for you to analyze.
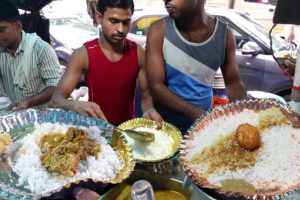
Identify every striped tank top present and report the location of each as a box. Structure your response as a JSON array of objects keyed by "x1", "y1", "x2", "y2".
[{"x1": 157, "y1": 16, "x2": 228, "y2": 133}]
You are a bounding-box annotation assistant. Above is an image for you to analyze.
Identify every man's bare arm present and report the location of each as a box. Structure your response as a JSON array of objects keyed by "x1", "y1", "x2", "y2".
[
  {"x1": 137, "y1": 45, "x2": 163, "y2": 125},
  {"x1": 50, "y1": 46, "x2": 106, "y2": 119},
  {"x1": 146, "y1": 20, "x2": 205, "y2": 120},
  {"x1": 221, "y1": 28, "x2": 246, "y2": 101},
  {"x1": 12, "y1": 86, "x2": 55, "y2": 110},
  {"x1": 137, "y1": 46, "x2": 154, "y2": 112}
]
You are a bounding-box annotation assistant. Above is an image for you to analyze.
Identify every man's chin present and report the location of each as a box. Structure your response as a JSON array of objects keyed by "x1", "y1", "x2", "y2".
[
  {"x1": 112, "y1": 36, "x2": 126, "y2": 42},
  {"x1": 0, "y1": 42, "x2": 7, "y2": 47},
  {"x1": 168, "y1": 13, "x2": 177, "y2": 19},
  {"x1": 110, "y1": 38, "x2": 126, "y2": 44}
]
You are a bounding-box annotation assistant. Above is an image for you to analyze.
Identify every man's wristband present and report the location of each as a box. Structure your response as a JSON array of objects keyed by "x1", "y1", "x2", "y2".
[{"x1": 142, "y1": 108, "x2": 156, "y2": 117}]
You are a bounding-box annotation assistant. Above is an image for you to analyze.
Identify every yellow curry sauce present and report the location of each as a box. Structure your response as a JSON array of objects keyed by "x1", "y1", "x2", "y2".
[
  {"x1": 115, "y1": 184, "x2": 187, "y2": 200},
  {"x1": 191, "y1": 132, "x2": 260, "y2": 175},
  {"x1": 39, "y1": 127, "x2": 100, "y2": 176},
  {"x1": 220, "y1": 179, "x2": 256, "y2": 195}
]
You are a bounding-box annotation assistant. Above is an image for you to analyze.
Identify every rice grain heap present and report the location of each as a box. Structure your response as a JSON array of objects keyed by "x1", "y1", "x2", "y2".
[
  {"x1": 9, "y1": 122, "x2": 124, "y2": 194},
  {"x1": 181, "y1": 105, "x2": 300, "y2": 197}
]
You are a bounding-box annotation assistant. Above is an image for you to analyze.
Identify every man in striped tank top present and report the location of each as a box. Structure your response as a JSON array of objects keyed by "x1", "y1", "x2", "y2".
[
  {"x1": 0, "y1": 1, "x2": 61, "y2": 113},
  {"x1": 51, "y1": 0, "x2": 162, "y2": 126},
  {"x1": 146, "y1": 0, "x2": 246, "y2": 133}
]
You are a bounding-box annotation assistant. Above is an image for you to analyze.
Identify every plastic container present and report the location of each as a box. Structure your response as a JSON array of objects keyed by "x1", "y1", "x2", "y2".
[
  {"x1": 131, "y1": 180, "x2": 155, "y2": 200},
  {"x1": 212, "y1": 69, "x2": 229, "y2": 107}
]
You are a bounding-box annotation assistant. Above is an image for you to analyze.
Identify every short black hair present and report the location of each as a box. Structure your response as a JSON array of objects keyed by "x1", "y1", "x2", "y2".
[
  {"x1": 97, "y1": 0, "x2": 134, "y2": 15},
  {"x1": 0, "y1": 0, "x2": 21, "y2": 22}
]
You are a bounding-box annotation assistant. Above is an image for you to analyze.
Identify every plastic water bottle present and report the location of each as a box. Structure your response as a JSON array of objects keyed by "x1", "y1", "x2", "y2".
[{"x1": 131, "y1": 180, "x2": 155, "y2": 200}]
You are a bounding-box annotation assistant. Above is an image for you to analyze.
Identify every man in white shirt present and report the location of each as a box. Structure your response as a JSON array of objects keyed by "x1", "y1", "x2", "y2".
[{"x1": 0, "y1": 1, "x2": 61, "y2": 112}]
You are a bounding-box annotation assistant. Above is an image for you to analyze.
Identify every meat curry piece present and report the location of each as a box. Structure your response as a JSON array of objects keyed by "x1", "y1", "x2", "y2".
[{"x1": 39, "y1": 127, "x2": 100, "y2": 176}]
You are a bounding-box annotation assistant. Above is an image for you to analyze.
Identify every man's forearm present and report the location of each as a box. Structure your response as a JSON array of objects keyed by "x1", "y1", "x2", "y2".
[
  {"x1": 140, "y1": 89, "x2": 155, "y2": 113},
  {"x1": 150, "y1": 84, "x2": 205, "y2": 120},
  {"x1": 50, "y1": 93, "x2": 77, "y2": 111},
  {"x1": 226, "y1": 80, "x2": 246, "y2": 102},
  {"x1": 24, "y1": 86, "x2": 55, "y2": 107}
]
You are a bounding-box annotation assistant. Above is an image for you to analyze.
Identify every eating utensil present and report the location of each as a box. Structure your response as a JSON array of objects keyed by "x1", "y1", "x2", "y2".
[{"x1": 114, "y1": 127, "x2": 154, "y2": 142}]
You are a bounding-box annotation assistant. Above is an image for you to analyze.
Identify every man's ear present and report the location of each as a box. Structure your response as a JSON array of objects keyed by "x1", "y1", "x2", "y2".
[
  {"x1": 15, "y1": 20, "x2": 22, "y2": 31},
  {"x1": 95, "y1": 11, "x2": 103, "y2": 25}
]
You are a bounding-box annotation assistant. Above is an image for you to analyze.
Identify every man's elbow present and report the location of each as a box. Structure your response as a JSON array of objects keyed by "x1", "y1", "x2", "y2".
[
  {"x1": 149, "y1": 83, "x2": 163, "y2": 96},
  {"x1": 49, "y1": 91, "x2": 64, "y2": 108},
  {"x1": 148, "y1": 84, "x2": 155, "y2": 93},
  {"x1": 49, "y1": 93, "x2": 58, "y2": 108}
]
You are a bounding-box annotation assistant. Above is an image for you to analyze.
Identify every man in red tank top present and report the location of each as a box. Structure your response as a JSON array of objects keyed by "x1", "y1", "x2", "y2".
[{"x1": 50, "y1": 0, "x2": 162, "y2": 126}]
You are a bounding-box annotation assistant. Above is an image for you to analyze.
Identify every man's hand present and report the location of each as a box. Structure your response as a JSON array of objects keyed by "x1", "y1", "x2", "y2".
[
  {"x1": 290, "y1": 112, "x2": 300, "y2": 128},
  {"x1": 72, "y1": 101, "x2": 107, "y2": 120},
  {"x1": 10, "y1": 100, "x2": 30, "y2": 111},
  {"x1": 284, "y1": 60, "x2": 296, "y2": 76},
  {"x1": 73, "y1": 187, "x2": 99, "y2": 200},
  {"x1": 142, "y1": 108, "x2": 163, "y2": 129}
]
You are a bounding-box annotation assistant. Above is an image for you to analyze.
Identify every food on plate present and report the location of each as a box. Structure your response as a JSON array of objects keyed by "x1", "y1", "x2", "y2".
[
  {"x1": 39, "y1": 127, "x2": 100, "y2": 176},
  {"x1": 258, "y1": 107, "x2": 287, "y2": 129},
  {"x1": 124, "y1": 127, "x2": 174, "y2": 161},
  {"x1": 236, "y1": 123, "x2": 261, "y2": 151},
  {"x1": 282, "y1": 52, "x2": 296, "y2": 63},
  {"x1": 274, "y1": 51, "x2": 296, "y2": 63},
  {"x1": 190, "y1": 131, "x2": 259, "y2": 174},
  {"x1": 220, "y1": 179, "x2": 256, "y2": 195},
  {"x1": 118, "y1": 119, "x2": 181, "y2": 162},
  {"x1": 0, "y1": 133, "x2": 12, "y2": 155},
  {"x1": 9, "y1": 122, "x2": 124, "y2": 194},
  {"x1": 182, "y1": 105, "x2": 300, "y2": 196}
]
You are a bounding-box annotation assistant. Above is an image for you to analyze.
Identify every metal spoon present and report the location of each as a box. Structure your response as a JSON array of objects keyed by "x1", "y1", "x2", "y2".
[{"x1": 114, "y1": 127, "x2": 154, "y2": 142}]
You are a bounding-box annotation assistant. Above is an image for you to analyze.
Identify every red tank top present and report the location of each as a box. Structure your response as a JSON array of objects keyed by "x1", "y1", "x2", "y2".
[{"x1": 84, "y1": 38, "x2": 139, "y2": 126}]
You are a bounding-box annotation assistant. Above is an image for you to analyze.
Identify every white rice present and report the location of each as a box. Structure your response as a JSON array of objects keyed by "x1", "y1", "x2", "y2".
[
  {"x1": 9, "y1": 122, "x2": 123, "y2": 194},
  {"x1": 124, "y1": 127, "x2": 174, "y2": 161},
  {"x1": 187, "y1": 109, "x2": 259, "y2": 160},
  {"x1": 186, "y1": 109, "x2": 300, "y2": 191}
]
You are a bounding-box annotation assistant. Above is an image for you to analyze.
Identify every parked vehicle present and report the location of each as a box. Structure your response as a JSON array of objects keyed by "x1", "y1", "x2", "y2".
[
  {"x1": 206, "y1": 0, "x2": 276, "y2": 31},
  {"x1": 48, "y1": 16, "x2": 98, "y2": 86},
  {"x1": 50, "y1": 34, "x2": 72, "y2": 67},
  {"x1": 49, "y1": 16, "x2": 98, "y2": 67},
  {"x1": 129, "y1": 6, "x2": 295, "y2": 101}
]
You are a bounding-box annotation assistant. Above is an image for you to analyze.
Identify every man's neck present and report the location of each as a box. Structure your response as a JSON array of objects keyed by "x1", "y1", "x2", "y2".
[
  {"x1": 98, "y1": 37, "x2": 124, "y2": 54},
  {"x1": 175, "y1": 10, "x2": 216, "y2": 44},
  {"x1": 7, "y1": 33, "x2": 22, "y2": 54},
  {"x1": 176, "y1": 10, "x2": 208, "y2": 32},
  {"x1": 98, "y1": 37, "x2": 125, "y2": 62}
]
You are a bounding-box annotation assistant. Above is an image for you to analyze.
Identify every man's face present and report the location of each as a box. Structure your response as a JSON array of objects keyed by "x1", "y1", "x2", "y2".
[
  {"x1": 0, "y1": 21, "x2": 21, "y2": 48},
  {"x1": 98, "y1": 7, "x2": 132, "y2": 44},
  {"x1": 163, "y1": 0, "x2": 198, "y2": 19}
]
